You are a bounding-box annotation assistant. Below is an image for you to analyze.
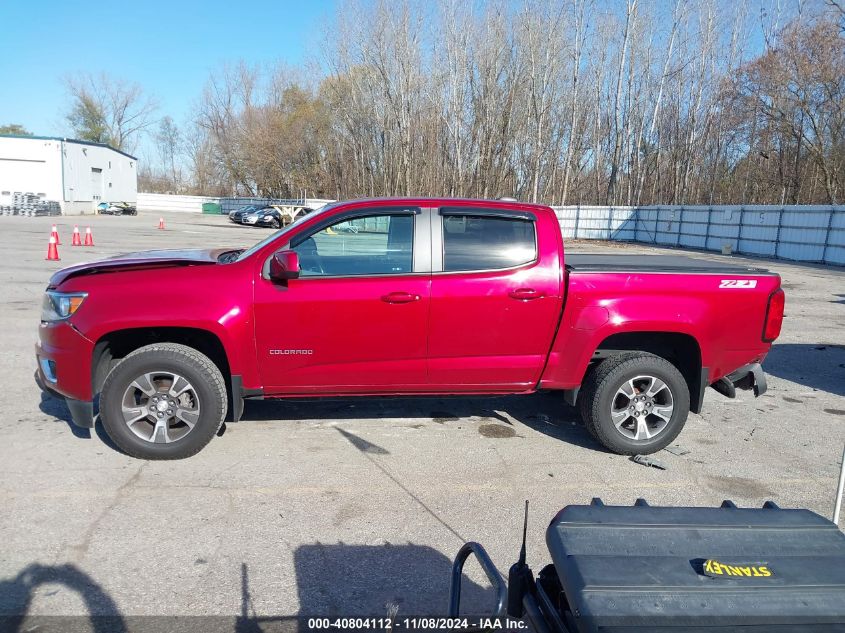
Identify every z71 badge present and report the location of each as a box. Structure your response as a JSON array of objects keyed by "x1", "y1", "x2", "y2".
[{"x1": 719, "y1": 279, "x2": 758, "y2": 288}]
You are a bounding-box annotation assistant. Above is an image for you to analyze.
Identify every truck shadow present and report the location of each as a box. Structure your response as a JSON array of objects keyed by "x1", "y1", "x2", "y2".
[
  {"x1": 35, "y1": 379, "x2": 601, "y2": 453},
  {"x1": 38, "y1": 391, "x2": 91, "y2": 438},
  {"x1": 37, "y1": 392, "x2": 124, "y2": 452},
  {"x1": 242, "y1": 392, "x2": 603, "y2": 452},
  {"x1": 763, "y1": 343, "x2": 845, "y2": 397}
]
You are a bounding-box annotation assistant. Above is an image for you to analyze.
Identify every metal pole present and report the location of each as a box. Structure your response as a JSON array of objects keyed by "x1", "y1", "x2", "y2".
[
  {"x1": 821, "y1": 207, "x2": 835, "y2": 264},
  {"x1": 774, "y1": 206, "x2": 784, "y2": 259},
  {"x1": 834, "y1": 442, "x2": 845, "y2": 526},
  {"x1": 652, "y1": 207, "x2": 658, "y2": 244},
  {"x1": 574, "y1": 203, "x2": 580, "y2": 239},
  {"x1": 676, "y1": 205, "x2": 684, "y2": 247},
  {"x1": 635, "y1": 206, "x2": 641, "y2": 242}
]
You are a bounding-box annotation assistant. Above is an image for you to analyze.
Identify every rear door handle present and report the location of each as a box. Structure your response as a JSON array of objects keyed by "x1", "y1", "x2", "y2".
[
  {"x1": 508, "y1": 288, "x2": 544, "y2": 301},
  {"x1": 382, "y1": 292, "x2": 421, "y2": 304}
]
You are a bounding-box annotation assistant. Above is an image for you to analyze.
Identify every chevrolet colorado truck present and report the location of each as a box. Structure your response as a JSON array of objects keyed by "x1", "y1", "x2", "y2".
[{"x1": 35, "y1": 198, "x2": 785, "y2": 460}]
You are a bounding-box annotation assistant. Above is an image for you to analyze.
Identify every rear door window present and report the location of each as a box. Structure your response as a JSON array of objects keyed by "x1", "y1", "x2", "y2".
[{"x1": 441, "y1": 210, "x2": 536, "y2": 272}]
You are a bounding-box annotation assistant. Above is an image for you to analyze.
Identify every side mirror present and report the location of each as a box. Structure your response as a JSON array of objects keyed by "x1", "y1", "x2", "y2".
[{"x1": 269, "y1": 250, "x2": 300, "y2": 281}]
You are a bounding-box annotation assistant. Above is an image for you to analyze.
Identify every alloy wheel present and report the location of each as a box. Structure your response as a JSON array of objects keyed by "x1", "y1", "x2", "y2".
[
  {"x1": 120, "y1": 372, "x2": 201, "y2": 444},
  {"x1": 609, "y1": 375, "x2": 674, "y2": 441}
]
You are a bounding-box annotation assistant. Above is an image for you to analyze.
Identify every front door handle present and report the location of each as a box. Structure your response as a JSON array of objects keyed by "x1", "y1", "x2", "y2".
[
  {"x1": 382, "y1": 292, "x2": 421, "y2": 304},
  {"x1": 508, "y1": 288, "x2": 544, "y2": 301}
]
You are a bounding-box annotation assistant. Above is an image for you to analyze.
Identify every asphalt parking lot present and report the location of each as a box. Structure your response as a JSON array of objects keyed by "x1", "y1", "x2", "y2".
[{"x1": 0, "y1": 211, "x2": 843, "y2": 622}]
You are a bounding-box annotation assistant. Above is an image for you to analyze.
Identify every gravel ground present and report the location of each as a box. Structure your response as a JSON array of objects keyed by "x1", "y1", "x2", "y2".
[{"x1": 0, "y1": 210, "x2": 842, "y2": 623}]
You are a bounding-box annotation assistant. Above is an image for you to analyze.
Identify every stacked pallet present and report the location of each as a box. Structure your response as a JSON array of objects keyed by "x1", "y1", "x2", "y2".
[{"x1": 0, "y1": 192, "x2": 61, "y2": 216}]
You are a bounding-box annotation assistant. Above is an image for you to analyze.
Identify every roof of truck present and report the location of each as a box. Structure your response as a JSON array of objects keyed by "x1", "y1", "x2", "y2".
[{"x1": 326, "y1": 197, "x2": 553, "y2": 211}]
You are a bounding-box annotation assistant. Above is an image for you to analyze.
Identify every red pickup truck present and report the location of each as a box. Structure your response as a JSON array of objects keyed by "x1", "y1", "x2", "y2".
[{"x1": 36, "y1": 198, "x2": 784, "y2": 460}]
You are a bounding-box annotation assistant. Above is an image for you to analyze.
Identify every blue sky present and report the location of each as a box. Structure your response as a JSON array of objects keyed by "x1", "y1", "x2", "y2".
[{"x1": 0, "y1": 0, "x2": 336, "y2": 157}]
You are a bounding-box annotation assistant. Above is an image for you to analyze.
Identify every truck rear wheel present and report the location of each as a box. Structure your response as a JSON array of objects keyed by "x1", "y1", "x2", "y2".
[
  {"x1": 99, "y1": 343, "x2": 227, "y2": 460},
  {"x1": 579, "y1": 352, "x2": 689, "y2": 455}
]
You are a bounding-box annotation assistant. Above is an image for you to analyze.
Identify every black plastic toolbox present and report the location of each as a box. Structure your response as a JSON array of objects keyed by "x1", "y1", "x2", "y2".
[{"x1": 545, "y1": 499, "x2": 845, "y2": 632}]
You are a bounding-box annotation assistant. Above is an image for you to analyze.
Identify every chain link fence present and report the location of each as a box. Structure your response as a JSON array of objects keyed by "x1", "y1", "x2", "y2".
[{"x1": 552, "y1": 205, "x2": 845, "y2": 265}]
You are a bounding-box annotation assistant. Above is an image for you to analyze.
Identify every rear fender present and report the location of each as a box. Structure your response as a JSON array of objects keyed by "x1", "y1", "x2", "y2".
[{"x1": 541, "y1": 293, "x2": 708, "y2": 389}]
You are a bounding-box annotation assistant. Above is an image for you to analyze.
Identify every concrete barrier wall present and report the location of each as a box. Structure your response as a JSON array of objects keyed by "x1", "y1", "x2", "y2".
[
  {"x1": 552, "y1": 205, "x2": 845, "y2": 266},
  {"x1": 137, "y1": 193, "x2": 218, "y2": 213}
]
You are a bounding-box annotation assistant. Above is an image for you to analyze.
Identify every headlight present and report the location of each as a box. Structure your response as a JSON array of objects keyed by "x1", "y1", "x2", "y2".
[{"x1": 41, "y1": 291, "x2": 87, "y2": 322}]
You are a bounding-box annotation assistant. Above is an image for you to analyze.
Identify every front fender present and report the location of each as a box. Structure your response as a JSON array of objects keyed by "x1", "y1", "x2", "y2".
[{"x1": 57, "y1": 262, "x2": 260, "y2": 389}]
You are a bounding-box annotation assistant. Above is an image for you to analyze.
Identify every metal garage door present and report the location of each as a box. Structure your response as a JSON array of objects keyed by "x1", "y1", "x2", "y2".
[{"x1": 0, "y1": 158, "x2": 48, "y2": 197}]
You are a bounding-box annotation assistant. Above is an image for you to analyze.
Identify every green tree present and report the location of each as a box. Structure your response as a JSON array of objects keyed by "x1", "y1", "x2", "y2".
[
  {"x1": 66, "y1": 93, "x2": 111, "y2": 145},
  {"x1": 0, "y1": 124, "x2": 32, "y2": 135},
  {"x1": 65, "y1": 73, "x2": 157, "y2": 151}
]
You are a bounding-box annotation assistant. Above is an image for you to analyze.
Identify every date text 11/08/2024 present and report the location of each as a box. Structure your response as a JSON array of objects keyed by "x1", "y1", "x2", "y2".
[{"x1": 306, "y1": 617, "x2": 527, "y2": 630}]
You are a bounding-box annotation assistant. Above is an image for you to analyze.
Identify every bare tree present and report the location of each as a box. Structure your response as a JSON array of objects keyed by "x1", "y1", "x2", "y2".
[
  {"x1": 65, "y1": 73, "x2": 158, "y2": 152},
  {"x1": 173, "y1": 0, "x2": 841, "y2": 206},
  {"x1": 154, "y1": 116, "x2": 182, "y2": 191}
]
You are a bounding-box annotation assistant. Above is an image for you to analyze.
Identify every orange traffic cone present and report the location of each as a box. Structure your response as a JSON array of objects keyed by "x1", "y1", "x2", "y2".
[
  {"x1": 46, "y1": 236, "x2": 60, "y2": 261},
  {"x1": 158, "y1": 217, "x2": 166, "y2": 230},
  {"x1": 50, "y1": 224, "x2": 61, "y2": 245},
  {"x1": 84, "y1": 227, "x2": 94, "y2": 246},
  {"x1": 71, "y1": 225, "x2": 82, "y2": 246}
]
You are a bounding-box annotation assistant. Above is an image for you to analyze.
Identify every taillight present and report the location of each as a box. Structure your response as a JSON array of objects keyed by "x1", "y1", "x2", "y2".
[{"x1": 763, "y1": 288, "x2": 785, "y2": 342}]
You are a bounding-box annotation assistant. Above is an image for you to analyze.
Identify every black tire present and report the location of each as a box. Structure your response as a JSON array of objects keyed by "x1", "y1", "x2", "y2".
[
  {"x1": 579, "y1": 352, "x2": 689, "y2": 455},
  {"x1": 99, "y1": 343, "x2": 227, "y2": 460},
  {"x1": 271, "y1": 219, "x2": 281, "y2": 229}
]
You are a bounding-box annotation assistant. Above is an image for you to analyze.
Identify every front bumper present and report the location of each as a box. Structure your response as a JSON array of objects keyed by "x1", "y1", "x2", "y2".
[
  {"x1": 35, "y1": 320, "x2": 95, "y2": 428},
  {"x1": 34, "y1": 370, "x2": 95, "y2": 428},
  {"x1": 711, "y1": 363, "x2": 768, "y2": 399}
]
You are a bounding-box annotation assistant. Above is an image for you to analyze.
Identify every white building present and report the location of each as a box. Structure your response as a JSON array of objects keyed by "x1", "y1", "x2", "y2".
[{"x1": 0, "y1": 135, "x2": 137, "y2": 215}]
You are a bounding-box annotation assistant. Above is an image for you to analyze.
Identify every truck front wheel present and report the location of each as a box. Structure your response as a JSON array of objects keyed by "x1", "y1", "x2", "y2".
[
  {"x1": 579, "y1": 352, "x2": 690, "y2": 455},
  {"x1": 99, "y1": 343, "x2": 227, "y2": 460}
]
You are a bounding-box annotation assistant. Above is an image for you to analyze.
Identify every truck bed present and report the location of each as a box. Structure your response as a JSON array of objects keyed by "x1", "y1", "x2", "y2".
[{"x1": 566, "y1": 253, "x2": 773, "y2": 274}]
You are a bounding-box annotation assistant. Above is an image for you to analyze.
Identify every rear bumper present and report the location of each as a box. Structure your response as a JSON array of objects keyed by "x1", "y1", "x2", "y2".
[
  {"x1": 35, "y1": 320, "x2": 95, "y2": 428},
  {"x1": 711, "y1": 363, "x2": 768, "y2": 399}
]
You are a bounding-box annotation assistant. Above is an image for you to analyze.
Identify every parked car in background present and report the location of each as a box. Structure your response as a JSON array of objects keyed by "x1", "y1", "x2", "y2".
[
  {"x1": 97, "y1": 202, "x2": 137, "y2": 216},
  {"x1": 36, "y1": 197, "x2": 784, "y2": 460},
  {"x1": 242, "y1": 206, "x2": 315, "y2": 229},
  {"x1": 228, "y1": 205, "x2": 263, "y2": 224},
  {"x1": 242, "y1": 206, "x2": 284, "y2": 228}
]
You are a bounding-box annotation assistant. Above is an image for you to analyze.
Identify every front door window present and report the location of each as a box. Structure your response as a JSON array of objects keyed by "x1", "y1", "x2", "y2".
[{"x1": 293, "y1": 214, "x2": 414, "y2": 277}]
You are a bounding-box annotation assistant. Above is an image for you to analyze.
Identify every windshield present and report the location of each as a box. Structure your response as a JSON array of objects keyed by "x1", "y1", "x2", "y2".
[{"x1": 234, "y1": 203, "x2": 337, "y2": 261}]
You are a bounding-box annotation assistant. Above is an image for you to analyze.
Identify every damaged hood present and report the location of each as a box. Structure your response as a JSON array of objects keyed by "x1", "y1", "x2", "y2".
[{"x1": 49, "y1": 248, "x2": 228, "y2": 286}]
